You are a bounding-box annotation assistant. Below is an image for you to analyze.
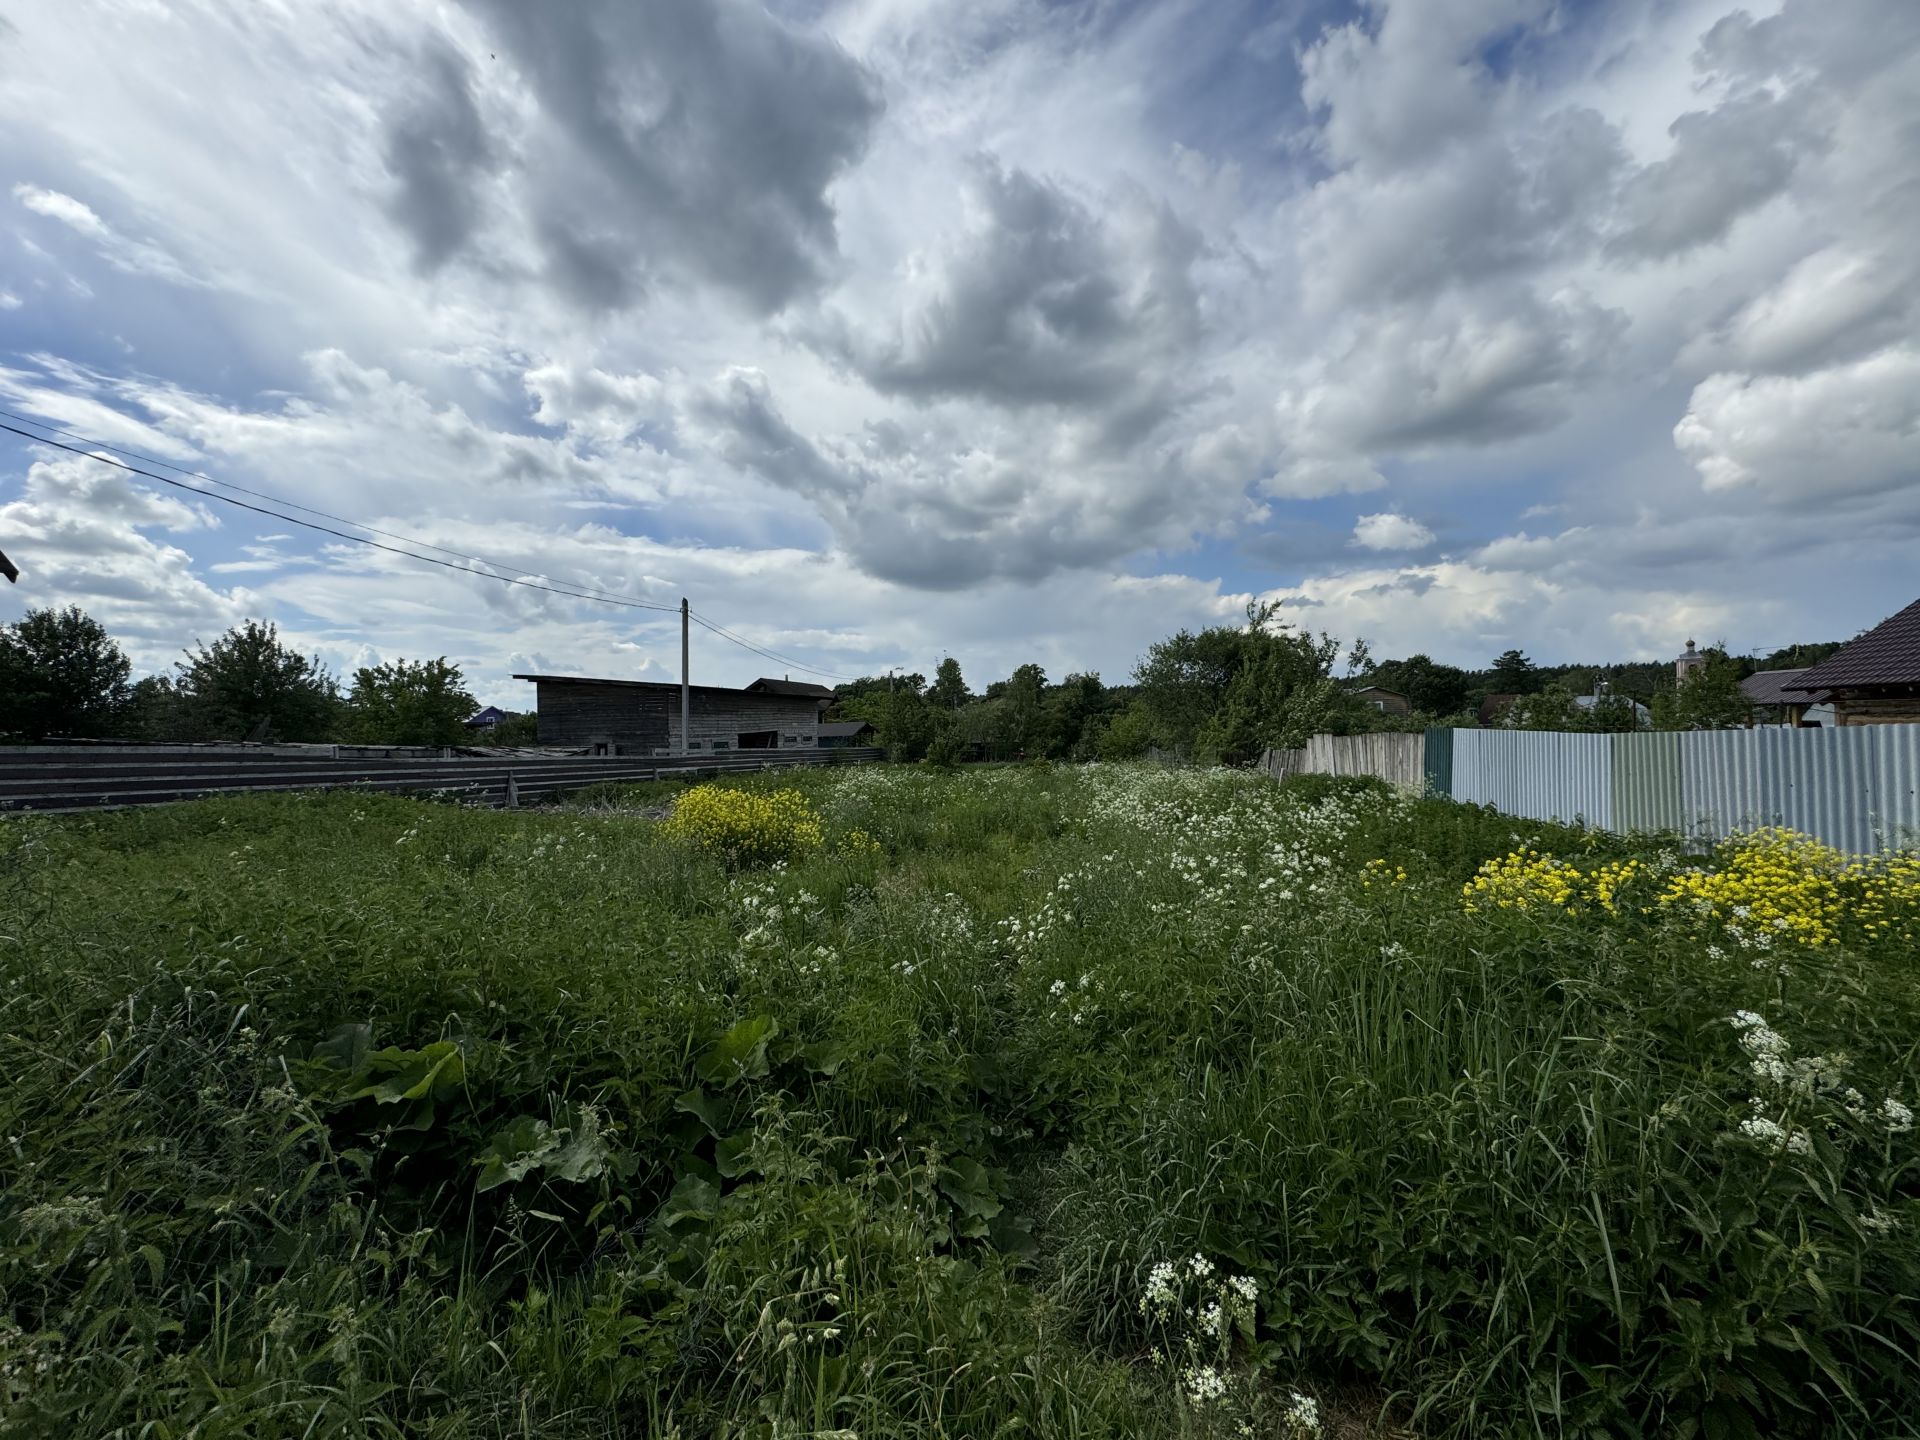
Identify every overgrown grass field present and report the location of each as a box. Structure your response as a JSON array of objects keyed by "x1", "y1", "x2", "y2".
[{"x1": 3, "y1": 766, "x2": 1917, "y2": 1438}]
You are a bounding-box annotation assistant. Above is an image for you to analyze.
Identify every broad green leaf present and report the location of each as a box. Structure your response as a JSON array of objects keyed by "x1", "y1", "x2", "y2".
[
  {"x1": 659, "y1": 1174, "x2": 720, "y2": 1230},
  {"x1": 695, "y1": 1015, "x2": 778, "y2": 1085},
  {"x1": 474, "y1": 1116, "x2": 560, "y2": 1193},
  {"x1": 311, "y1": 1022, "x2": 374, "y2": 1072},
  {"x1": 713, "y1": 1131, "x2": 757, "y2": 1179},
  {"x1": 673, "y1": 1087, "x2": 726, "y2": 1137},
  {"x1": 939, "y1": 1158, "x2": 1002, "y2": 1220},
  {"x1": 548, "y1": 1117, "x2": 609, "y2": 1184}
]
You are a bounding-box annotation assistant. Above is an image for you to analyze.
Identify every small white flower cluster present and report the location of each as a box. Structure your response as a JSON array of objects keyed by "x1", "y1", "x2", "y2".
[
  {"x1": 1282, "y1": 1390, "x2": 1321, "y2": 1437},
  {"x1": 1137, "y1": 1255, "x2": 1310, "y2": 1432},
  {"x1": 1724, "y1": 1012, "x2": 1913, "y2": 1170},
  {"x1": 1182, "y1": 1363, "x2": 1228, "y2": 1406}
]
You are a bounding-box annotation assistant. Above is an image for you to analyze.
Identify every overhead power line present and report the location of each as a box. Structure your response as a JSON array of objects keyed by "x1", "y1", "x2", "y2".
[
  {"x1": 1, "y1": 412, "x2": 867, "y2": 682},
  {"x1": 0, "y1": 406, "x2": 662, "y2": 611},
  {"x1": 688, "y1": 610, "x2": 854, "y2": 681}
]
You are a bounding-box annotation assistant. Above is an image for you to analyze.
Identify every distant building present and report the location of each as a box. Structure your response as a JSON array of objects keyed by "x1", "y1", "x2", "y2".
[
  {"x1": 1350, "y1": 686, "x2": 1411, "y2": 715},
  {"x1": 1573, "y1": 690, "x2": 1651, "y2": 726},
  {"x1": 818, "y1": 719, "x2": 876, "y2": 748},
  {"x1": 1783, "y1": 598, "x2": 1920, "y2": 725},
  {"x1": 464, "y1": 705, "x2": 508, "y2": 730},
  {"x1": 512, "y1": 674, "x2": 824, "y2": 755},
  {"x1": 1739, "y1": 670, "x2": 1834, "y2": 728},
  {"x1": 1674, "y1": 640, "x2": 1707, "y2": 683},
  {"x1": 1477, "y1": 693, "x2": 1517, "y2": 727}
]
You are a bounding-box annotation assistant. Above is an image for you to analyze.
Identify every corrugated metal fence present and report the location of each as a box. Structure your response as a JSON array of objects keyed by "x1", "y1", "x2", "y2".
[
  {"x1": 1259, "y1": 725, "x2": 1920, "y2": 852},
  {"x1": 1448, "y1": 727, "x2": 1919, "y2": 852}
]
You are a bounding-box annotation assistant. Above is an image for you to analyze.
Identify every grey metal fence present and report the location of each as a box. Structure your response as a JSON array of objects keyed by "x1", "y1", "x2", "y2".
[{"x1": 1255, "y1": 724, "x2": 1920, "y2": 853}]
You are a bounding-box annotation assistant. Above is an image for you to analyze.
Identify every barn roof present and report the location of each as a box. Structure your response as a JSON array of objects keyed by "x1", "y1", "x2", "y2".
[
  {"x1": 1786, "y1": 598, "x2": 1920, "y2": 691},
  {"x1": 747, "y1": 677, "x2": 836, "y2": 698},
  {"x1": 819, "y1": 720, "x2": 874, "y2": 739},
  {"x1": 512, "y1": 673, "x2": 807, "y2": 700}
]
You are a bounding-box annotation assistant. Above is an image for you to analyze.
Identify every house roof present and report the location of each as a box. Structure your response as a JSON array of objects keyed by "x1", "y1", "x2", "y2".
[
  {"x1": 464, "y1": 705, "x2": 508, "y2": 726},
  {"x1": 747, "y1": 677, "x2": 836, "y2": 699},
  {"x1": 1742, "y1": 669, "x2": 1830, "y2": 706},
  {"x1": 1350, "y1": 685, "x2": 1407, "y2": 700},
  {"x1": 1786, "y1": 598, "x2": 1920, "y2": 691},
  {"x1": 513, "y1": 673, "x2": 804, "y2": 700},
  {"x1": 818, "y1": 720, "x2": 874, "y2": 739}
]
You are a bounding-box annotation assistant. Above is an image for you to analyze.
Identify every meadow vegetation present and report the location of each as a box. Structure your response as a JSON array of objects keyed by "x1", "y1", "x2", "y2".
[{"x1": 3, "y1": 765, "x2": 1918, "y2": 1438}]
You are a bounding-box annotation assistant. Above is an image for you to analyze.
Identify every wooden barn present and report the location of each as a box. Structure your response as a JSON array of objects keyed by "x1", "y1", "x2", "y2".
[{"x1": 513, "y1": 674, "x2": 826, "y2": 755}]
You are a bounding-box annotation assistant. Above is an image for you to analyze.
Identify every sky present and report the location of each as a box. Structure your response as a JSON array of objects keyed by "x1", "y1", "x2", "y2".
[{"x1": 1, "y1": 0, "x2": 1917, "y2": 706}]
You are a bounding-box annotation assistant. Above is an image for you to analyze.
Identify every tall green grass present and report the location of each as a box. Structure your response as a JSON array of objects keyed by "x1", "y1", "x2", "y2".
[{"x1": 3, "y1": 767, "x2": 1916, "y2": 1437}]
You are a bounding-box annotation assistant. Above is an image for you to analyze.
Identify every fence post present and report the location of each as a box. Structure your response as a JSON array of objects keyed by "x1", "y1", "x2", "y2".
[{"x1": 505, "y1": 771, "x2": 519, "y2": 809}]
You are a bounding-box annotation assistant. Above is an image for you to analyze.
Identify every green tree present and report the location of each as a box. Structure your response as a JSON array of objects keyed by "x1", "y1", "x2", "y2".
[
  {"x1": 1135, "y1": 600, "x2": 1354, "y2": 763},
  {"x1": 1490, "y1": 648, "x2": 1540, "y2": 695},
  {"x1": 178, "y1": 620, "x2": 339, "y2": 742},
  {"x1": 928, "y1": 657, "x2": 970, "y2": 711},
  {"x1": 1000, "y1": 663, "x2": 1049, "y2": 758},
  {"x1": 0, "y1": 605, "x2": 133, "y2": 740},
  {"x1": 487, "y1": 711, "x2": 539, "y2": 746},
  {"x1": 1096, "y1": 703, "x2": 1155, "y2": 760},
  {"x1": 343, "y1": 657, "x2": 477, "y2": 746},
  {"x1": 1364, "y1": 653, "x2": 1470, "y2": 715},
  {"x1": 1505, "y1": 683, "x2": 1644, "y2": 733},
  {"x1": 125, "y1": 674, "x2": 190, "y2": 741},
  {"x1": 1652, "y1": 649, "x2": 1750, "y2": 731}
]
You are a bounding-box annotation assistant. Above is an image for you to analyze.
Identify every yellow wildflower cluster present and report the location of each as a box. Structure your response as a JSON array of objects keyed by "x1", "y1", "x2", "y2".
[
  {"x1": 1361, "y1": 858, "x2": 1409, "y2": 889},
  {"x1": 661, "y1": 785, "x2": 824, "y2": 867},
  {"x1": 1462, "y1": 849, "x2": 1647, "y2": 917},
  {"x1": 1661, "y1": 828, "x2": 1920, "y2": 951},
  {"x1": 838, "y1": 827, "x2": 883, "y2": 859},
  {"x1": 1660, "y1": 828, "x2": 1844, "y2": 948}
]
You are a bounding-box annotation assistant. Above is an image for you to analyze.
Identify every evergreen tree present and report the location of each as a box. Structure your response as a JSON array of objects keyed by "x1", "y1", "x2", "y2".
[
  {"x1": 1490, "y1": 648, "x2": 1540, "y2": 694},
  {"x1": 0, "y1": 605, "x2": 132, "y2": 740}
]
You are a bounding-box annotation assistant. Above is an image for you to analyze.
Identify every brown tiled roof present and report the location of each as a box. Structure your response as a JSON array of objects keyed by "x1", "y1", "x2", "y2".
[
  {"x1": 1786, "y1": 598, "x2": 1920, "y2": 691},
  {"x1": 1741, "y1": 669, "x2": 1829, "y2": 706}
]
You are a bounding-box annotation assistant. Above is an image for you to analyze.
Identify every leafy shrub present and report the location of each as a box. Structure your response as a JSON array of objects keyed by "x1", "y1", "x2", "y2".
[{"x1": 660, "y1": 783, "x2": 824, "y2": 866}]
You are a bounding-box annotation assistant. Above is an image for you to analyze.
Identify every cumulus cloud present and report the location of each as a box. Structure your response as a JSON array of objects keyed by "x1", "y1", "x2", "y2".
[
  {"x1": 0, "y1": 453, "x2": 245, "y2": 666},
  {"x1": 1608, "y1": 91, "x2": 1820, "y2": 260},
  {"x1": 819, "y1": 158, "x2": 1203, "y2": 424},
  {"x1": 1352, "y1": 513, "x2": 1435, "y2": 550},
  {"x1": 1674, "y1": 349, "x2": 1920, "y2": 505},
  {"x1": 2, "y1": 0, "x2": 1918, "y2": 678}
]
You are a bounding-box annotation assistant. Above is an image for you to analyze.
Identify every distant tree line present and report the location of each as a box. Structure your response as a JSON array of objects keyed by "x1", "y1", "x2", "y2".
[
  {"x1": 1351, "y1": 638, "x2": 1844, "y2": 735},
  {"x1": 0, "y1": 605, "x2": 520, "y2": 746},
  {"x1": 831, "y1": 601, "x2": 1372, "y2": 766},
  {"x1": 2, "y1": 599, "x2": 1850, "y2": 758}
]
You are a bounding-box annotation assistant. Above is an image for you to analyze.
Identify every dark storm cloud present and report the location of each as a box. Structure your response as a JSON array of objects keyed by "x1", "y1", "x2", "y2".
[
  {"x1": 382, "y1": 44, "x2": 494, "y2": 273},
  {"x1": 453, "y1": 0, "x2": 882, "y2": 314}
]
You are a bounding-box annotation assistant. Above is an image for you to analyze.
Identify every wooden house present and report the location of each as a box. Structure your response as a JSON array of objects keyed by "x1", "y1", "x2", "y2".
[{"x1": 1783, "y1": 599, "x2": 1920, "y2": 726}]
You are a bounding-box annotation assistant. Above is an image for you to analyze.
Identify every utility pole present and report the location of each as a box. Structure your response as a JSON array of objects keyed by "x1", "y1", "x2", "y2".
[{"x1": 680, "y1": 597, "x2": 691, "y2": 757}]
